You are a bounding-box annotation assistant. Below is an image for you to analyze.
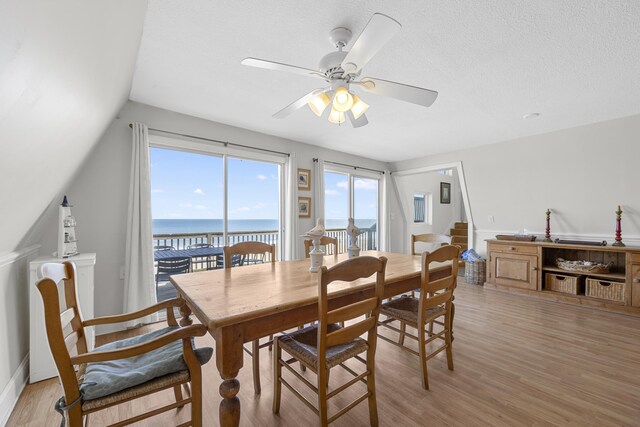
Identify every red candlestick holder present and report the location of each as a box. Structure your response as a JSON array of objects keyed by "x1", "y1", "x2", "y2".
[
  {"x1": 543, "y1": 209, "x2": 552, "y2": 242},
  {"x1": 612, "y1": 205, "x2": 625, "y2": 247}
]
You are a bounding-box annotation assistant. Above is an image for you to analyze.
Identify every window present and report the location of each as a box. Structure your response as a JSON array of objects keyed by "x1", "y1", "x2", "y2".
[
  {"x1": 324, "y1": 168, "x2": 380, "y2": 252},
  {"x1": 414, "y1": 194, "x2": 425, "y2": 222},
  {"x1": 149, "y1": 143, "x2": 283, "y2": 301}
]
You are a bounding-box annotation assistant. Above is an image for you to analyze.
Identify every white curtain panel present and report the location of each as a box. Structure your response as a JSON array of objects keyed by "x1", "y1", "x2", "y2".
[
  {"x1": 123, "y1": 123, "x2": 157, "y2": 327},
  {"x1": 284, "y1": 153, "x2": 298, "y2": 260},
  {"x1": 313, "y1": 159, "x2": 325, "y2": 221},
  {"x1": 380, "y1": 171, "x2": 392, "y2": 251}
]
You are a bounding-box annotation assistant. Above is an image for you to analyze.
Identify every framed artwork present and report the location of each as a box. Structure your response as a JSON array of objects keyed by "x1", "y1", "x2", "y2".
[
  {"x1": 440, "y1": 182, "x2": 451, "y2": 204},
  {"x1": 297, "y1": 168, "x2": 311, "y2": 191},
  {"x1": 298, "y1": 197, "x2": 312, "y2": 217}
]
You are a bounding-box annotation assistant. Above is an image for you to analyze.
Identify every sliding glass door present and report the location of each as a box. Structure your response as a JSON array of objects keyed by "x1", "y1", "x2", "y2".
[
  {"x1": 149, "y1": 145, "x2": 283, "y2": 301},
  {"x1": 323, "y1": 168, "x2": 380, "y2": 252}
]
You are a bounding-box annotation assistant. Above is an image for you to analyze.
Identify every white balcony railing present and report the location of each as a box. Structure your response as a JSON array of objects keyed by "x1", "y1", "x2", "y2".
[{"x1": 153, "y1": 228, "x2": 377, "y2": 260}]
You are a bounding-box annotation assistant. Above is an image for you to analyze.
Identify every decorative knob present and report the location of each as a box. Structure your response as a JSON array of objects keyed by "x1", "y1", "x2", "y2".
[{"x1": 510, "y1": 247, "x2": 516, "y2": 251}]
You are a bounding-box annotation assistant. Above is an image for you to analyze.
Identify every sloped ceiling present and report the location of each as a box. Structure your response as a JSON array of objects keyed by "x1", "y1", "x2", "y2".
[
  {"x1": 0, "y1": 1, "x2": 147, "y2": 253},
  {"x1": 130, "y1": 0, "x2": 640, "y2": 162}
]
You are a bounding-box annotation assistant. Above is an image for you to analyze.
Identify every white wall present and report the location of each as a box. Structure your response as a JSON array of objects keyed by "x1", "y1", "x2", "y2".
[
  {"x1": 393, "y1": 170, "x2": 462, "y2": 253},
  {"x1": 391, "y1": 114, "x2": 640, "y2": 255},
  {"x1": 0, "y1": 2, "x2": 146, "y2": 420},
  {"x1": 0, "y1": 246, "x2": 39, "y2": 425},
  {"x1": 37, "y1": 101, "x2": 391, "y2": 333}
]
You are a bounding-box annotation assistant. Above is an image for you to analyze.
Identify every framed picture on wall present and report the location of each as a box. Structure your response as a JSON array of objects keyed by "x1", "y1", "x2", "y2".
[
  {"x1": 298, "y1": 196, "x2": 312, "y2": 217},
  {"x1": 440, "y1": 182, "x2": 451, "y2": 204},
  {"x1": 297, "y1": 168, "x2": 311, "y2": 191}
]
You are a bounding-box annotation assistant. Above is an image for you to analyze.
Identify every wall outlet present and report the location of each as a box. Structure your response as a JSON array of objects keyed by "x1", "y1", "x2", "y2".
[
  {"x1": 119, "y1": 266, "x2": 125, "y2": 280},
  {"x1": 488, "y1": 215, "x2": 495, "y2": 223}
]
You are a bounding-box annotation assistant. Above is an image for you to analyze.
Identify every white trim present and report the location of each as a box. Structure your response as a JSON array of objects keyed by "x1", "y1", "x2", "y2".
[
  {"x1": 392, "y1": 161, "x2": 474, "y2": 249},
  {"x1": 475, "y1": 229, "x2": 640, "y2": 246},
  {"x1": 0, "y1": 245, "x2": 40, "y2": 269},
  {"x1": 0, "y1": 355, "x2": 29, "y2": 426}
]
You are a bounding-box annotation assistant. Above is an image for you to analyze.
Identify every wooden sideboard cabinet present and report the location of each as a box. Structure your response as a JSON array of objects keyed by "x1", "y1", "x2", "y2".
[{"x1": 485, "y1": 240, "x2": 640, "y2": 316}]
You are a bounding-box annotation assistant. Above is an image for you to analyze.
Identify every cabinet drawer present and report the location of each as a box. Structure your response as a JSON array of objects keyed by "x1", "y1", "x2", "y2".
[
  {"x1": 631, "y1": 253, "x2": 640, "y2": 263},
  {"x1": 490, "y1": 243, "x2": 538, "y2": 255}
]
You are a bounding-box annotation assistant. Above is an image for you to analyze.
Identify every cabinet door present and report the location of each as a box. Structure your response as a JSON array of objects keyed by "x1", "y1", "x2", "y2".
[
  {"x1": 490, "y1": 252, "x2": 538, "y2": 290},
  {"x1": 632, "y1": 264, "x2": 640, "y2": 307}
]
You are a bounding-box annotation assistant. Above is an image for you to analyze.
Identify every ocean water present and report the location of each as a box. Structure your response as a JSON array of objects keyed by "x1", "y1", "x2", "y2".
[{"x1": 153, "y1": 219, "x2": 376, "y2": 235}]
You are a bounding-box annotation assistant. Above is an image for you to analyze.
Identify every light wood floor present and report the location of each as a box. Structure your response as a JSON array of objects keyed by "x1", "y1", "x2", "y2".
[{"x1": 8, "y1": 280, "x2": 640, "y2": 426}]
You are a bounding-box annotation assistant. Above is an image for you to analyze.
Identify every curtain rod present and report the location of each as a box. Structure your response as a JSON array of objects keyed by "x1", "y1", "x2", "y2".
[
  {"x1": 313, "y1": 158, "x2": 385, "y2": 174},
  {"x1": 129, "y1": 123, "x2": 290, "y2": 157}
]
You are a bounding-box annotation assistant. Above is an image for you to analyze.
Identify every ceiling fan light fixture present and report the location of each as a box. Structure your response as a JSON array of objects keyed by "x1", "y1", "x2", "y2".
[
  {"x1": 350, "y1": 95, "x2": 369, "y2": 120},
  {"x1": 332, "y1": 87, "x2": 353, "y2": 112},
  {"x1": 308, "y1": 92, "x2": 331, "y2": 117},
  {"x1": 328, "y1": 107, "x2": 345, "y2": 124}
]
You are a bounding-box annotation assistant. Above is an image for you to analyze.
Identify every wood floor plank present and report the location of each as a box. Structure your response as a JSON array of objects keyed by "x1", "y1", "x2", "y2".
[{"x1": 7, "y1": 280, "x2": 640, "y2": 426}]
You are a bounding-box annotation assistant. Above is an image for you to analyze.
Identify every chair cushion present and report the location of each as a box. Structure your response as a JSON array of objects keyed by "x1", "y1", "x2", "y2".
[
  {"x1": 82, "y1": 370, "x2": 189, "y2": 411},
  {"x1": 278, "y1": 324, "x2": 368, "y2": 370},
  {"x1": 80, "y1": 326, "x2": 212, "y2": 401},
  {"x1": 380, "y1": 296, "x2": 446, "y2": 325}
]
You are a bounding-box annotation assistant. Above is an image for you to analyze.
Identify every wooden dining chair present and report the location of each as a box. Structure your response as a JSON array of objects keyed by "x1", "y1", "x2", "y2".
[
  {"x1": 36, "y1": 261, "x2": 211, "y2": 427},
  {"x1": 411, "y1": 233, "x2": 452, "y2": 255},
  {"x1": 273, "y1": 256, "x2": 388, "y2": 426},
  {"x1": 304, "y1": 236, "x2": 339, "y2": 258},
  {"x1": 224, "y1": 241, "x2": 276, "y2": 268},
  {"x1": 377, "y1": 245, "x2": 459, "y2": 390},
  {"x1": 223, "y1": 241, "x2": 276, "y2": 394}
]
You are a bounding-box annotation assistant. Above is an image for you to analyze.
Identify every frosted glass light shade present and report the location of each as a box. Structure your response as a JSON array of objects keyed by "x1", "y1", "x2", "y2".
[
  {"x1": 332, "y1": 87, "x2": 353, "y2": 112},
  {"x1": 308, "y1": 92, "x2": 331, "y2": 117},
  {"x1": 350, "y1": 95, "x2": 369, "y2": 119},
  {"x1": 328, "y1": 107, "x2": 345, "y2": 124}
]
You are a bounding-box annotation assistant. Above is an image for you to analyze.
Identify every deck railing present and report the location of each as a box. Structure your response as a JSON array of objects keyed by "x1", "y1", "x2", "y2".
[{"x1": 152, "y1": 227, "x2": 377, "y2": 257}]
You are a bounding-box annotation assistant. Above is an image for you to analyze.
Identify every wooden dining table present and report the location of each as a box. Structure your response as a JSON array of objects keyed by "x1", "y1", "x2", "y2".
[{"x1": 170, "y1": 250, "x2": 452, "y2": 426}]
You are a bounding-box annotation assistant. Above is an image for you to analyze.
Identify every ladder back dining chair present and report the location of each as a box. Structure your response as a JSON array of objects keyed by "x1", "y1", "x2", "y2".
[
  {"x1": 273, "y1": 255, "x2": 388, "y2": 426},
  {"x1": 304, "y1": 236, "x2": 339, "y2": 258},
  {"x1": 411, "y1": 233, "x2": 452, "y2": 255},
  {"x1": 377, "y1": 245, "x2": 460, "y2": 390},
  {"x1": 223, "y1": 241, "x2": 276, "y2": 394},
  {"x1": 36, "y1": 261, "x2": 211, "y2": 427}
]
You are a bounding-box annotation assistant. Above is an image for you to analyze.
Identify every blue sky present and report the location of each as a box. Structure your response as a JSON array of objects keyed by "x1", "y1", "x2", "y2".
[{"x1": 150, "y1": 147, "x2": 377, "y2": 221}]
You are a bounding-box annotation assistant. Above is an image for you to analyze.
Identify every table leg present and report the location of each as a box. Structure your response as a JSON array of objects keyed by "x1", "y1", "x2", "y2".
[
  {"x1": 216, "y1": 327, "x2": 244, "y2": 427},
  {"x1": 179, "y1": 297, "x2": 193, "y2": 327}
]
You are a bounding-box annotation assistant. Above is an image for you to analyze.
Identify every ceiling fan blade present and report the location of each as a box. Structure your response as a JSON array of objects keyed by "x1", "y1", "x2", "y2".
[
  {"x1": 347, "y1": 110, "x2": 369, "y2": 128},
  {"x1": 273, "y1": 89, "x2": 326, "y2": 119},
  {"x1": 340, "y1": 13, "x2": 401, "y2": 74},
  {"x1": 358, "y1": 77, "x2": 438, "y2": 107},
  {"x1": 241, "y1": 57, "x2": 326, "y2": 80}
]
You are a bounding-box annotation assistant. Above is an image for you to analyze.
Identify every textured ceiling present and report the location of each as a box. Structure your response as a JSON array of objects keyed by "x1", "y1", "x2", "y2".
[{"x1": 130, "y1": 0, "x2": 640, "y2": 162}]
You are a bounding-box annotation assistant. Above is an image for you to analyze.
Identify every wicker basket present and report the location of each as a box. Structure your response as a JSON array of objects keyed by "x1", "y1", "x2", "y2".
[
  {"x1": 555, "y1": 258, "x2": 612, "y2": 274},
  {"x1": 545, "y1": 273, "x2": 583, "y2": 295},
  {"x1": 585, "y1": 278, "x2": 625, "y2": 302},
  {"x1": 465, "y1": 259, "x2": 486, "y2": 286}
]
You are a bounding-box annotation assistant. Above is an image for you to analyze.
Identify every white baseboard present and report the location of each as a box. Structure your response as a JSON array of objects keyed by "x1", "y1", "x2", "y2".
[{"x1": 0, "y1": 355, "x2": 29, "y2": 426}]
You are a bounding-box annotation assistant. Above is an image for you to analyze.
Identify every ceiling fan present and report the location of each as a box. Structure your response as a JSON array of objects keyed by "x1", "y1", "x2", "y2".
[{"x1": 241, "y1": 13, "x2": 438, "y2": 128}]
